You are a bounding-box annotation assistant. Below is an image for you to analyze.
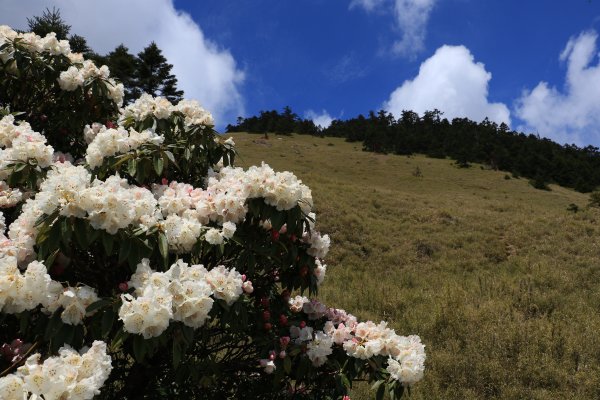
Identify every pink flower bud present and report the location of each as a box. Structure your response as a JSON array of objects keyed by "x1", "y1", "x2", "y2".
[
  {"x1": 299, "y1": 321, "x2": 306, "y2": 328},
  {"x1": 161, "y1": 178, "x2": 169, "y2": 185},
  {"x1": 241, "y1": 274, "x2": 247, "y2": 282},
  {"x1": 343, "y1": 396, "x2": 351, "y2": 400},
  {"x1": 269, "y1": 350, "x2": 276, "y2": 360},
  {"x1": 279, "y1": 350, "x2": 286, "y2": 359},
  {"x1": 242, "y1": 281, "x2": 254, "y2": 294},
  {"x1": 271, "y1": 229, "x2": 280, "y2": 241},
  {"x1": 118, "y1": 282, "x2": 129, "y2": 292}
]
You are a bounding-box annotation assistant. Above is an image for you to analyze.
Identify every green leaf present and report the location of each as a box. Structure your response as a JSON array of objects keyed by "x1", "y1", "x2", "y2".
[
  {"x1": 13, "y1": 162, "x2": 27, "y2": 172},
  {"x1": 284, "y1": 356, "x2": 292, "y2": 374},
  {"x1": 86, "y1": 299, "x2": 110, "y2": 314},
  {"x1": 270, "y1": 212, "x2": 284, "y2": 231},
  {"x1": 18, "y1": 311, "x2": 30, "y2": 334},
  {"x1": 127, "y1": 158, "x2": 137, "y2": 177},
  {"x1": 375, "y1": 380, "x2": 386, "y2": 400},
  {"x1": 118, "y1": 242, "x2": 130, "y2": 264},
  {"x1": 53, "y1": 324, "x2": 75, "y2": 351},
  {"x1": 153, "y1": 155, "x2": 164, "y2": 176},
  {"x1": 60, "y1": 218, "x2": 72, "y2": 244},
  {"x1": 133, "y1": 335, "x2": 147, "y2": 362},
  {"x1": 110, "y1": 328, "x2": 129, "y2": 351},
  {"x1": 87, "y1": 226, "x2": 100, "y2": 245},
  {"x1": 102, "y1": 232, "x2": 114, "y2": 254},
  {"x1": 44, "y1": 313, "x2": 62, "y2": 341},
  {"x1": 158, "y1": 232, "x2": 169, "y2": 264},
  {"x1": 101, "y1": 309, "x2": 115, "y2": 338},
  {"x1": 45, "y1": 249, "x2": 59, "y2": 269},
  {"x1": 73, "y1": 219, "x2": 87, "y2": 248},
  {"x1": 172, "y1": 340, "x2": 182, "y2": 368}
]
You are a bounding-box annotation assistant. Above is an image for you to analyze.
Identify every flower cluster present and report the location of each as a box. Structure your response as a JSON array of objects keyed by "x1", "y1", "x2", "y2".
[
  {"x1": 211, "y1": 163, "x2": 313, "y2": 215},
  {"x1": 119, "y1": 259, "x2": 244, "y2": 338},
  {"x1": 0, "y1": 257, "x2": 53, "y2": 314},
  {"x1": 0, "y1": 25, "x2": 124, "y2": 107},
  {"x1": 8, "y1": 164, "x2": 161, "y2": 262},
  {"x1": 0, "y1": 181, "x2": 23, "y2": 208},
  {"x1": 120, "y1": 94, "x2": 214, "y2": 127},
  {"x1": 0, "y1": 341, "x2": 112, "y2": 400},
  {"x1": 85, "y1": 125, "x2": 164, "y2": 168},
  {"x1": 0, "y1": 115, "x2": 54, "y2": 178},
  {"x1": 286, "y1": 296, "x2": 426, "y2": 386},
  {"x1": 0, "y1": 26, "x2": 70, "y2": 58},
  {"x1": 0, "y1": 255, "x2": 99, "y2": 325}
]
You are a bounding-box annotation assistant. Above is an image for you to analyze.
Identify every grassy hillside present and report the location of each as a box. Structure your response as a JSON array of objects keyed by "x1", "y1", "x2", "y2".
[{"x1": 231, "y1": 132, "x2": 600, "y2": 399}]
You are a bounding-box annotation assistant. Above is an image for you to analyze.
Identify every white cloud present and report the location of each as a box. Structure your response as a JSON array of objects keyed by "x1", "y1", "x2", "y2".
[
  {"x1": 384, "y1": 45, "x2": 511, "y2": 125},
  {"x1": 0, "y1": 0, "x2": 245, "y2": 126},
  {"x1": 305, "y1": 110, "x2": 334, "y2": 129},
  {"x1": 349, "y1": 0, "x2": 436, "y2": 58},
  {"x1": 392, "y1": 0, "x2": 436, "y2": 57},
  {"x1": 349, "y1": 0, "x2": 387, "y2": 12},
  {"x1": 515, "y1": 30, "x2": 600, "y2": 145}
]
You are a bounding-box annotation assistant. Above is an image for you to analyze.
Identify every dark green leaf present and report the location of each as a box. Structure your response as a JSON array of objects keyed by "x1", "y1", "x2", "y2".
[
  {"x1": 172, "y1": 340, "x2": 182, "y2": 368},
  {"x1": 101, "y1": 309, "x2": 115, "y2": 338},
  {"x1": 133, "y1": 335, "x2": 147, "y2": 362},
  {"x1": 118, "y1": 242, "x2": 130, "y2": 264},
  {"x1": 102, "y1": 232, "x2": 114, "y2": 254},
  {"x1": 284, "y1": 356, "x2": 292, "y2": 374},
  {"x1": 86, "y1": 299, "x2": 110, "y2": 314}
]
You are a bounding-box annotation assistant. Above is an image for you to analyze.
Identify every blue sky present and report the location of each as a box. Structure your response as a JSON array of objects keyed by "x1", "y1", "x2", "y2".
[{"x1": 3, "y1": 1, "x2": 600, "y2": 145}]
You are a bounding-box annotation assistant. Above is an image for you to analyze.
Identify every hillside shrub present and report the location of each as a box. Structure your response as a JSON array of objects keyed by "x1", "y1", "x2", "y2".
[{"x1": 0, "y1": 26, "x2": 425, "y2": 399}]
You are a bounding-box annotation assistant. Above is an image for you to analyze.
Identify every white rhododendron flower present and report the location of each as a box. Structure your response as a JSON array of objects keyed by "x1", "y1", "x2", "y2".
[
  {"x1": 204, "y1": 228, "x2": 224, "y2": 245},
  {"x1": 1, "y1": 340, "x2": 113, "y2": 400},
  {"x1": 119, "y1": 260, "x2": 244, "y2": 336},
  {"x1": 259, "y1": 359, "x2": 276, "y2": 374},
  {"x1": 289, "y1": 295, "x2": 309, "y2": 313},
  {"x1": 85, "y1": 126, "x2": 163, "y2": 168},
  {"x1": 314, "y1": 258, "x2": 327, "y2": 286},
  {"x1": 307, "y1": 331, "x2": 334, "y2": 367},
  {"x1": 385, "y1": 336, "x2": 426, "y2": 386},
  {"x1": 44, "y1": 284, "x2": 100, "y2": 325},
  {"x1": 0, "y1": 181, "x2": 23, "y2": 208},
  {"x1": 205, "y1": 265, "x2": 243, "y2": 305},
  {"x1": 58, "y1": 66, "x2": 84, "y2": 91},
  {"x1": 0, "y1": 257, "x2": 53, "y2": 314}
]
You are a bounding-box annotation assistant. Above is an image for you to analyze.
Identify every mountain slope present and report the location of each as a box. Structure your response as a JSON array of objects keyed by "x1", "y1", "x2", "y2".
[{"x1": 232, "y1": 132, "x2": 600, "y2": 399}]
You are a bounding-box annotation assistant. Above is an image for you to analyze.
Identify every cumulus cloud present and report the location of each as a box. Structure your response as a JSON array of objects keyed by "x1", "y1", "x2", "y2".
[
  {"x1": 305, "y1": 110, "x2": 334, "y2": 129},
  {"x1": 350, "y1": 0, "x2": 436, "y2": 58},
  {"x1": 515, "y1": 30, "x2": 600, "y2": 145},
  {"x1": 384, "y1": 45, "x2": 511, "y2": 125},
  {"x1": 0, "y1": 0, "x2": 245, "y2": 126}
]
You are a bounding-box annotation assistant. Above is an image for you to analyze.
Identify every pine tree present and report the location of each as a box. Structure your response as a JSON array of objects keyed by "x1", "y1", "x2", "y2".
[
  {"x1": 27, "y1": 7, "x2": 70, "y2": 39},
  {"x1": 135, "y1": 42, "x2": 183, "y2": 103},
  {"x1": 106, "y1": 45, "x2": 140, "y2": 104},
  {"x1": 27, "y1": 8, "x2": 99, "y2": 61}
]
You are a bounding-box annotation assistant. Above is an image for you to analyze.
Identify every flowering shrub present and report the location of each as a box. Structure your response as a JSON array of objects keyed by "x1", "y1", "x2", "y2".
[{"x1": 0, "y1": 25, "x2": 425, "y2": 399}]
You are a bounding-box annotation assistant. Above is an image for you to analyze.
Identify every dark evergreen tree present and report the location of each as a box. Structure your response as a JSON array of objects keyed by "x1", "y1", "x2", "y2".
[
  {"x1": 135, "y1": 42, "x2": 184, "y2": 103},
  {"x1": 106, "y1": 45, "x2": 140, "y2": 104},
  {"x1": 27, "y1": 8, "x2": 101, "y2": 62},
  {"x1": 27, "y1": 7, "x2": 70, "y2": 39}
]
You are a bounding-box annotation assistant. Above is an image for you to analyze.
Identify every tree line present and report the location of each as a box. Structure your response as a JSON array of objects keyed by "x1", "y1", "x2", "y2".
[
  {"x1": 226, "y1": 106, "x2": 320, "y2": 136},
  {"x1": 26, "y1": 8, "x2": 183, "y2": 104},
  {"x1": 228, "y1": 108, "x2": 600, "y2": 193}
]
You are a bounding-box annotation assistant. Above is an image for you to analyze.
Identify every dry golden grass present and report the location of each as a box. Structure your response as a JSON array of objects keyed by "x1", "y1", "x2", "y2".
[{"x1": 231, "y1": 132, "x2": 600, "y2": 399}]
